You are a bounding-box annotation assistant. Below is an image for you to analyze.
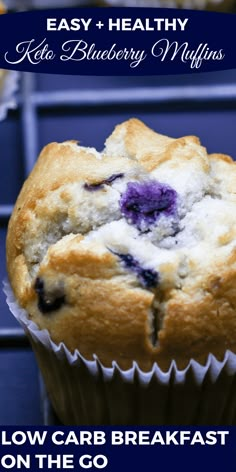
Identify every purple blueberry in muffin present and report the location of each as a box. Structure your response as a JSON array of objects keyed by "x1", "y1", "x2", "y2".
[
  {"x1": 84, "y1": 173, "x2": 124, "y2": 191},
  {"x1": 120, "y1": 180, "x2": 177, "y2": 230},
  {"x1": 34, "y1": 277, "x2": 65, "y2": 314},
  {"x1": 111, "y1": 251, "x2": 158, "y2": 289}
]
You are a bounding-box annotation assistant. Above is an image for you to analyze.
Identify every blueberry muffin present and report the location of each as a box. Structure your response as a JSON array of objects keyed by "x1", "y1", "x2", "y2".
[{"x1": 6, "y1": 119, "x2": 236, "y2": 371}]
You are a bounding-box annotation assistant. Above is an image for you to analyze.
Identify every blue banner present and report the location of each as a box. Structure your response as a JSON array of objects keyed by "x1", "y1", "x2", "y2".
[
  {"x1": 0, "y1": 8, "x2": 235, "y2": 75},
  {"x1": 0, "y1": 426, "x2": 234, "y2": 471}
]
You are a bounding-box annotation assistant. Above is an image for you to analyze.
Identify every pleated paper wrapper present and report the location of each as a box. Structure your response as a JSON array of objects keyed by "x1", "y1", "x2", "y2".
[{"x1": 4, "y1": 281, "x2": 236, "y2": 425}]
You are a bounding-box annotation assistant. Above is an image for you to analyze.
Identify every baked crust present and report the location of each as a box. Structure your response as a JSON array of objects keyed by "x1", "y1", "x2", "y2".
[{"x1": 6, "y1": 119, "x2": 236, "y2": 371}]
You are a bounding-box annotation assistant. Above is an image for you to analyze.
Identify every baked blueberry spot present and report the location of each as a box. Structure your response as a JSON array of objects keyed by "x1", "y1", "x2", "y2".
[
  {"x1": 84, "y1": 173, "x2": 124, "y2": 192},
  {"x1": 104, "y1": 173, "x2": 124, "y2": 185},
  {"x1": 120, "y1": 181, "x2": 177, "y2": 230},
  {"x1": 110, "y1": 251, "x2": 158, "y2": 289},
  {"x1": 84, "y1": 182, "x2": 103, "y2": 191},
  {"x1": 116, "y1": 253, "x2": 137, "y2": 270},
  {"x1": 140, "y1": 269, "x2": 158, "y2": 288},
  {"x1": 34, "y1": 277, "x2": 65, "y2": 314}
]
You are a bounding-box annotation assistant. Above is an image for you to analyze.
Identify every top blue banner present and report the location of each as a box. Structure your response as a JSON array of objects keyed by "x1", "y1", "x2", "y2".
[{"x1": 0, "y1": 7, "x2": 235, "y2": 75}]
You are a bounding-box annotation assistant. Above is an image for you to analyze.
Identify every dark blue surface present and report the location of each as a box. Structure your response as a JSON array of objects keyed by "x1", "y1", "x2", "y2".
[
  {"x1": 0, "y1": 72, "x2": 236, "y2": 425},
  {"x1": 0, "y1": 227, "x2": 42, "y2": 424},
  {"x1": 0, "y1": 118, "x2": 24, "y2": 205},
  {"x1": 36, "y1": 69, "x2": 236, "y2": 89},
  {"x1": 0, "y1": 351, "x2": 42, "y2": 425}
]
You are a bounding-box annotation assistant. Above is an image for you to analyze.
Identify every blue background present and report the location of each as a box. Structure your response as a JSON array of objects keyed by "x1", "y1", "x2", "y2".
[{"x1": 1, "y1": 69, "x2": 236, "y2": 425}]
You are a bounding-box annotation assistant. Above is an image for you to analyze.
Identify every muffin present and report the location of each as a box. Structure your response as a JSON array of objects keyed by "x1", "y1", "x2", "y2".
[{"x1": 6, "y1": 119, "x2": 236, "y2": 424}]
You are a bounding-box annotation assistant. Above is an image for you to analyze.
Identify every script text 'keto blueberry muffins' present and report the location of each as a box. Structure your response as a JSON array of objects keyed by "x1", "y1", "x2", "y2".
[{"x1": 5, "y1": 119, "x2": 236, "y2": 424}]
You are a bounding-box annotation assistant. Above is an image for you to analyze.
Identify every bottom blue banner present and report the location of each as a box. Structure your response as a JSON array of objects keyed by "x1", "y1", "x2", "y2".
[{"x1": 0, "y1": 426, "x2": 233, "y2": 471}]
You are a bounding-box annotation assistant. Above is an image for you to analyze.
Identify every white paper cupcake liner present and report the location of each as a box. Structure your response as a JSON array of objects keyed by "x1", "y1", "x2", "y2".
[
  {"x1": 4, "y1": 281, "x2": 236, "y2": 425},
  {"x1": 0, "y1": 70, "x2": 19, "y2": 121}
]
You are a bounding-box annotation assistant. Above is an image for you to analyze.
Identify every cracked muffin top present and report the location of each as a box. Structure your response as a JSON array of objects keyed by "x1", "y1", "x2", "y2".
[{"x1": 6, "y1": 118, "x2": 236, "y2": 371}]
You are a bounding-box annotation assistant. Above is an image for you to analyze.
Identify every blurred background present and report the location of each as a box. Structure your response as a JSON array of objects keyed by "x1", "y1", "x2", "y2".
[{"x1": 3, "y1": 0, "x2": 236, "y2": 11}]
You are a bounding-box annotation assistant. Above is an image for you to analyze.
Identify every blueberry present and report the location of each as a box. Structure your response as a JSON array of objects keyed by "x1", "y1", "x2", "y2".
[
  {"x1": 116, "y1": 253, "x2": 137, "y2": 270},
  {"x1": 110, "y1": 251, "x2": 158, "y2": 289},
  {"x1": 139, "y1": 268, "x2": 159, "y2": 288},
  {"x1": 34, "y1": 277, "x2": 65, "y2": 314},
  {"x1": 84, "y1": 173, "x2": 124, "y2": 191},
  {"x1": 120, "y1": 181, "x2": 177, "y2": 230},
  {"x1": 104, "y1": 173, "x2": 124, "y2": 185}
]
